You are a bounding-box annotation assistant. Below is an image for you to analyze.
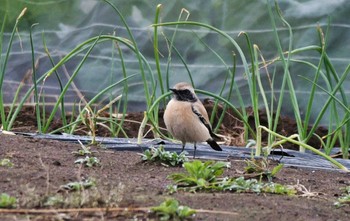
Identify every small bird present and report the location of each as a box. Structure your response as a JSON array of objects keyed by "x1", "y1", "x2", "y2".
[{"x1": 163, "y1": 82, "x2": 222, "y2": 158}]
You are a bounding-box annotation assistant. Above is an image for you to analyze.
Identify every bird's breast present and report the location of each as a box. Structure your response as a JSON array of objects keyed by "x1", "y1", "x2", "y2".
[{"x1": 163, "y1": 100, "x2": 211, "y2": 143}]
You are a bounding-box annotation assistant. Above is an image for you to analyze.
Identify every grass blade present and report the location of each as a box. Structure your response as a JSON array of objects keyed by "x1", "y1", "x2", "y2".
[
  {"x1": 0, "y1": 8, "x2": 27, "y2": 130},
  {"x1": 29, "y1": 23, "x2": 42, "y2": 132},
  {"x1": 42, "y1": 31, "x2": 68, "y2": 132},
  {"x1": 42, "y1": 36, "x2": 101, "y2": 132}
]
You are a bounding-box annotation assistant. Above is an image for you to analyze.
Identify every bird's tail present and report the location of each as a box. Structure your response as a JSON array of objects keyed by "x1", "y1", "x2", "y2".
[{"x1": 206, "y1": 139, "x2": 222, "y2": 151}]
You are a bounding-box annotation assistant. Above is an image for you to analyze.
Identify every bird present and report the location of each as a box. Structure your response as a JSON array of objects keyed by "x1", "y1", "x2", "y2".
[{"x1": 163, "y1": 82, "x2": 222, "y2": 158}]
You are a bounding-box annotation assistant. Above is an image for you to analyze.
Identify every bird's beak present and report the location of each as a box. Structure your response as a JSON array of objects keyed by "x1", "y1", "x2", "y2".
[{"x1": 169, "y1": 88, "x2": 176, "y2": 93}]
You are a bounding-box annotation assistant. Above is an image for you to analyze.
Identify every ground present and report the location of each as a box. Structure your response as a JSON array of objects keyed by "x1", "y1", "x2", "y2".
[{"x1": 0, "y1": 106, "x2": 350, "y2": 220}]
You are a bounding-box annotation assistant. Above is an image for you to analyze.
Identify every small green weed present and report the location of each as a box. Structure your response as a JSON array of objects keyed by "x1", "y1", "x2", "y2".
[
  {"x1": 140, "y1": 145, "x2": 188, "y2": 166},
  {"x1": 0, "y1": 193, "x2": 17, "y2": 208},
  {"x1": 74, "y1": 156, "x2": 100, "y2": 167},
  {"x1": 151, "y1": 198, "x2": 196, "y2": 221},
  {"x1": 218, "y1": 177, "x2": 296, "y2": 195},
  {"x1": 19, "y1": 181, "x2": 124, "y2": 208},
  {"x1": 72, "y1": 141, "x2": 100, "y2": 167},
  {"x1": 59, "y1": 178, "x2": 96, "y2": 191},
  {"x1": 167, "y1": 160, "x2": 296, "y2": 195},
  {"x1": 167, "y1": 160, "x2": 230, "y2": 192},
  {"x1": 78, "y1": 96, "x2": 121, "y2": 145},
  {"x1": 0, "y1": 158, "x2": 14, "y2": 167},
  {"x1": 261, "y1": 182, "x2": 296, "y2": 195},
  {"x1": 335, "y1": 186, "x2": 350, "y2": 208},
  {"x1": 72, "y1": 140, "x2": 94, "y2": 156},
  {"x1": 244, "y1": 158, "x2": 284, "y2": 182}
]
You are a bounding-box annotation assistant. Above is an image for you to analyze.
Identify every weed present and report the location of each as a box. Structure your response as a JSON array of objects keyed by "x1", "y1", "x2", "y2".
[
  {"x1": 140, "y1": 145, "x2": 188, "y2": 166},
  {"x1": 42, "y1": 187, "x2": 121, "y2": 208},
  {"x1": 59, "y1": 178, "x2": 96, "y2": 191},
  {"x1": 167, "y1": 160, "x2": 230, "y2": 192},
  {"x1": 167, "y1": 160, "x2": 296, "y2": 195},
  {"x1": 219, "y1": 176, "x2": 262, "y2": 193},
  {"x1": 72, "y1": 147, "x2": 92, "y2": 156},
  {"x1": 221, "y1": 176, "x2": 296, "y2": 195},
  {"x1": 74, "y1": 156, "x2": 100, "y2": 167},
  {"x1": 151, "y1": 198, "x2": 196, "y2": 221},
  {"x1": 19, "y1": 182, "x2": 125, "y2": 208},
  {"x1": 244, "y1": 158, "x2": 284, "y2": 182},
  {"x1": 0, "y1": 158, "x2": 14, "y2": 167},
  {"x1": 0, "y1": 193, "x2": 16, "y2": 208},
  {"x1": 261, "y1": 182, "x2": 297, "y2": 195},
  {"x1": 335, "y1": 186, "x2": 350, "y2": 208},
  {"x1": 72, "y1": 140, "x2": 94, "y2": 156}
]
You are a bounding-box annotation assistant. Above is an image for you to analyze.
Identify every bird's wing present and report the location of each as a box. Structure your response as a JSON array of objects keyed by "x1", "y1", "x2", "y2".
[{"x1": 191, "y1": 103, "x2": 220, "y2": 139}]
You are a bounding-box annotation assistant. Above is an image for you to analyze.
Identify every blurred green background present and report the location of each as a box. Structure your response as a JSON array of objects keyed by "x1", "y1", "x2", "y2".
[{"x1": 1, "y1": 0, "x2": 350, "y2": 125}]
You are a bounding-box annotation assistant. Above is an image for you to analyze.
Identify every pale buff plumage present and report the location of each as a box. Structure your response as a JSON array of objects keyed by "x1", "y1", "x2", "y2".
[{"x1": 163, "y1": 82, "x2": 222, "y2": 157}]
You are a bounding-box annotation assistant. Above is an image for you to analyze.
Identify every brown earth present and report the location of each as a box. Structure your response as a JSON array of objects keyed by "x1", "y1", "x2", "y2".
[{"x1": 0, "y1": 105, "x2": 350, "y2": 220}]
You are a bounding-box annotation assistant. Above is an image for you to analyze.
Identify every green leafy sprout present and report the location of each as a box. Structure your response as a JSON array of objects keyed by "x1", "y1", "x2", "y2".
[
  {"x1": 151, "y1": 198, "x2": 196, "y2": 221},
  {"x1": 72, "y1": 140, "x2": 95, "y2": 156},
  {"x1": 167, "y1": 160, "x2": 230, "y2": 192},
  {"x1": 167, "y1": 160, "x2": 296, "y2": 195},
  {"x1": 140, "y1": 145, "x2": 188, "y2": 166},
  {"x1": 74, "y1": 156, "x2": 100, "y2": 167},
  {"x1": 244, "y1": 158, "x2": 284, "y2": 182},
  {"x1": 59, "y1": 178, "x2": 96, "y2": 192},
  {"x1": 335, "y1": 186, "x2": 350, "y2": 208},
  {"x1": 0, "y1": 193, "x2": 17, "y2": 208},
  {"x1": 0, "y1": 158, "x2": 14, "y2": 168}
]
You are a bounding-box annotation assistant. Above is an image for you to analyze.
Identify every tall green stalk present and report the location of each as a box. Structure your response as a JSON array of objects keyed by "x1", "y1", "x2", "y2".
[
  {"x1": 103, "y1": 0, "x2": 154, "y2": 109},
  {"x1": 213, "y1": 53, "x2": 237, "y2": 134},
  {"x1": 153, "y1": 21, "x2": 253, "y2": 137},
  {"x1": 153, "y1": 4, "x2": 165, "y2": 101},
  {"x1": 42, "y1": 36, "x2": 101, "y2": 132},
  {"x1": 29, "y1": 23, "x2": 42, "y2": 132},
  {"x1": 163, "y1": 35, "x2": 194, "y2": 88},
  {"x1": 0, "y1": 14, "x2": 7, "y2": 70},
  {"x1": 42, "y1": 32, "x2": 67, "y2": 132},
  {"x1": 103, "y1": 0, "x2": 161, "y2": 138},
  {"x1": 301, "y1": 26, "x2": 326, "y2": 142},
  {"x1": 254, "y1": 45, "x2": 272, "y2": 145},
  {"x1": 164, "y1": 8, "x2": 190, "y2": 91},
  {"x1": 240, "y1": 32, "x2": 261, "y2": 142},
  {"x1": 0, "y1": 8, "x2": 26, "y2": 130},
  {"x1": 301, "y1": 64, "x2": 350, "y2": 159},
  {"x1": 7, "y1": 35, "x2": 153, "y2": 131},
  {"x1": 185, "y1": 31, "x2": 237, "y2": 134},
  {"x1": 267, "y1": 1, "x2": 304, "y2": 151},
  {"x1": 114, "y1": 39, "x2": 129, "y2": 137},
  {"x1": 52, "y1": 74, "x2": 136, "y2": 135}
]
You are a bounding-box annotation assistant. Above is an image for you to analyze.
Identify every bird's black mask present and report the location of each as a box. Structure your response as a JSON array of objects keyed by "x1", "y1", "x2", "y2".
[{"x1": 170, "y1": 89, "x2": 198, "y2": 103}]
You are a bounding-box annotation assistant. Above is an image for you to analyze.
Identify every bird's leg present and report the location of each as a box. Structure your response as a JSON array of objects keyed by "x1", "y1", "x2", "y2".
[
  {"x1": 181, "y1": 142, "x2": 186, "y2": 152},
  {"x1": 193, "y1": 142, "x2": 197, "y2": 159}
]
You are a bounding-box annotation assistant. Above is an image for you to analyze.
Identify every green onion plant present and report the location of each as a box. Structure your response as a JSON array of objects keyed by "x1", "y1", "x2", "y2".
[
  {"x1": 0, "y1": 8, "x2": 27, "y2": 131},
  {"x1": 150, "y1": 1, "x2": 349, "y2": 169},
  {"x1": 0, "y1": 1, "x2": 349, "y2": 171}
]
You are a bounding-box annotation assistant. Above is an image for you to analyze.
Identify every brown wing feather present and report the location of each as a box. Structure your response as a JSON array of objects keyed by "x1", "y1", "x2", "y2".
[{"x1": 191, "y1": 102, "x2": 220, "y2": 139}]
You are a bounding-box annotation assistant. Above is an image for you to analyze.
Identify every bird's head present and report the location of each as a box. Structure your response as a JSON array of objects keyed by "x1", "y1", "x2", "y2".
[{"x1": 170, "y1": 82, "x2": 198, "y2": 102}]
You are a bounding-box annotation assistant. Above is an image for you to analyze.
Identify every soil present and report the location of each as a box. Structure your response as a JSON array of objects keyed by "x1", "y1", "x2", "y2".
[{"x1": 1, "y1": 105, "x2": 350, "y2": 220}]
